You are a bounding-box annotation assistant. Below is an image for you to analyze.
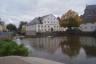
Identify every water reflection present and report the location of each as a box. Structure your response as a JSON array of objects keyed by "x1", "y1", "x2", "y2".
[
  {"x1": 59, "y1": 36, "x2": 81, "y2": 57},
  {"x1": 80, "y1": 37, "x2": 96, "y2": 57},
  {"x1": 18, "y1": 36, "x2": 96, "y2": 64},
  {"x1": 27, "y1": 37, "x2": 66, "y2": 53}
]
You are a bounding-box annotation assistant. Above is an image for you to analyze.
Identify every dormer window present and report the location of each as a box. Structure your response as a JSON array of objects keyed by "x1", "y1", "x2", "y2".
[{"x1": 91, "y1": 26, "x2": 93, "y2": 29}]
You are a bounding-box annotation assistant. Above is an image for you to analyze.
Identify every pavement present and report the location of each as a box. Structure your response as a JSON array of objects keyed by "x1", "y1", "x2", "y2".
[{"x1": 0, "y1": 56, "x2": 64, "y2": 64}]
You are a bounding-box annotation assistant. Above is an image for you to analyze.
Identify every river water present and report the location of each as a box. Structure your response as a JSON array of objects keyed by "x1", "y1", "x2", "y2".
[{"x1": 14, "y1": 36, "x2": 96, "y2": 64}]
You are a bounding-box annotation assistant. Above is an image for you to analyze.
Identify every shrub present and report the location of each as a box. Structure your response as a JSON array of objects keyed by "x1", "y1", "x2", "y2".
[{"x1": 0, "y1": 39, "x2": 28, "y2": 56}]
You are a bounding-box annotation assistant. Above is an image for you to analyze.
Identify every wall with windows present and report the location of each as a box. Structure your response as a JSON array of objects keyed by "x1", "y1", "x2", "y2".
[
  {"x1": 26, "y1": 14, "x2": 67, "y2": 35},
  {"x1": 36, "y1": 14, "x2": 66, "y2": 32},
  {"x1": 79, "y1": 22, "x2": 96, "y2": 32},
  {"x1": 0, "y1": 25, "x2": 6, "y2": 32}
]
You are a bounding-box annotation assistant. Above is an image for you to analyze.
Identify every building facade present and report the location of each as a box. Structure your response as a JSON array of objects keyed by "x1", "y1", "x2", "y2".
[
  {"x1": 79, "y1": 23, "x2": 96, "y2": 32},
  {"x1": 0, "y1": 20, "x2": 6, "y2": 32},
  {"x1": 26, "y1": 14, "x2": 66, "y2": 35},
  {"x1": 79, "y1": 5, "x2": 96, "y2": 32}
]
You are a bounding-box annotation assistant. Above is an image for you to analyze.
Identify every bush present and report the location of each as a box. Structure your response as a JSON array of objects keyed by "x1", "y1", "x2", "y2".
[{"x1": 0, "y1": 39, "x2": 28, "y2": 56}]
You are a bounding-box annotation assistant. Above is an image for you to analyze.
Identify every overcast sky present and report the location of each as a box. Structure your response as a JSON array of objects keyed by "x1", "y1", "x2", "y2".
[{"x1": 0, "y1": 0, "x2": 96, "y2": 26}]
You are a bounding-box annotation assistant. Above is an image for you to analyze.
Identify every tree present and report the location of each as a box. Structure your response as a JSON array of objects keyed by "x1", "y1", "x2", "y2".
[
  {"x1": 0, "y1": 39, "x2": 28, "y2": 56},
  {"x1": 18, "y1": 21, "x2": 27, "y2": 34},
  {"x1": 60, "y1": 10, "x2": 80, "y2": 30},
  {"x1": 59, "y1": 36, "x2": 81, "y2": 57},
  {"x1": 7, "y1": 24, "x2": 17, "y2": 32}
]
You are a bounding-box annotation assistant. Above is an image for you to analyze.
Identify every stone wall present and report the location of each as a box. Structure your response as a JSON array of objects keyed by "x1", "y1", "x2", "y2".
[{"x1": 0, "y1": 32, "x2": 12, "y2": 39}]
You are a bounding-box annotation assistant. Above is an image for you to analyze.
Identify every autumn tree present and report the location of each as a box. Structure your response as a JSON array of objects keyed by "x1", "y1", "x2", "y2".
[{"x1": 60, "y1": 10, "x2": 80, "y2": 30}]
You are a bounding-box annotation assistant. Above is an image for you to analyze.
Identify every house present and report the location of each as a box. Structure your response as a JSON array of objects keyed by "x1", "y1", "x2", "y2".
[
  {"x1": 79, "y1": 5, "x2": 96, "y2": 32},
  {"x1": 0, "y1": 20, "x2": 6, "y2": 32},
  {"x1": 21, "y1": 25, "x2": 26, "y2": 34},
  {"x1": 0, "y1": 19, "x2": 12, "y2": 39},
  {"x1": 26, "y1": 14, "x2": 66, "y2": 35},
  {"x1": 79, "y1": 22, "x2": 96, "y2": 32}
]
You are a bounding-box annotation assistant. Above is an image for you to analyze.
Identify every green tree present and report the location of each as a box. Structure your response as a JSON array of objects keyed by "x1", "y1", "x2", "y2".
[
  {"x1": 0, "y1": 39, "x2": 28, "y2": 56},
  {"x1": 7, "y1": 24, "x2": 17, "y2": 32},
  {"x1": 18, "y1": 21, "x2": 27, "y2": 34},
  {"x1": 60, "y1": 10, "x2": 80, "y2": 30}
]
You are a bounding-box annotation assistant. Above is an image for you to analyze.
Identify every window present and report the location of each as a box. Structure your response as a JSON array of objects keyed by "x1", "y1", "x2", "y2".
[
  {"x1": 91, "y1": 26, "x2": 93, "y2": 29},
  {"x1": 57, "y1": 26, "x2": 58, "y2": 28},
  {"x1": 85, "y1": 27, "x2": 87, "y2": 29},
  {"x1": 38, "y1": 25, "x2": 40, "y2": 27}
]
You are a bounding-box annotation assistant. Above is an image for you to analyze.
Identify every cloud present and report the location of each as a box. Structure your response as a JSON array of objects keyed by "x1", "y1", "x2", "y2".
[{"x1": 0, "y1": 0, "x2": 95, "y2": 26}]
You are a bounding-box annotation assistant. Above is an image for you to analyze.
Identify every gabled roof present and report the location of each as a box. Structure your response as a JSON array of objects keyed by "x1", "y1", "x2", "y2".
[
  {"x1": 27, "y1": 14, "x2": 56, "y2": 26},
  {"x1": 80, "y1": 5, "x2": 96, "y2": 24},
  {"x1": 0, "y1": 21, "x2": 4, "y2": 25},
  {"x1": 27, "y1": 17, "x2": 43, "y2": 26},
  {"x1": 86, "y1": 5, "x2": 96, "y2": 9}
]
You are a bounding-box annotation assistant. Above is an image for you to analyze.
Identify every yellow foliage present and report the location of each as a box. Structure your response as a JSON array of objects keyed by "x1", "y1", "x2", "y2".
[{"x1": 60, "y1": 10, "x2": 80, "y2": 27}]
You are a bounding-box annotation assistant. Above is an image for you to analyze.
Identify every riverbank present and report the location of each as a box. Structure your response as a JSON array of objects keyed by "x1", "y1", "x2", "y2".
[
  {"x1": 0, "y1": 32, "x2": 12, "y2": 39},
  {"x1": 25, "y1": 31, "x2": 96, "y2": 38},
  {"x1": 0, "y1": 56, "x2": 63, "y2": 64}
]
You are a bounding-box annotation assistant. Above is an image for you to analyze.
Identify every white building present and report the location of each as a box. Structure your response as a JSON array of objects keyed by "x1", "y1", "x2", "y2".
[
  {"x1": 79, "y1": 22, "x2": 96, "y2": 32},
  {"x1": 0, "y1": 21, "x2": 6, "y2": 32},
  {"x1": 26, "y1": 14, "x2": 66, "y2": 35}
]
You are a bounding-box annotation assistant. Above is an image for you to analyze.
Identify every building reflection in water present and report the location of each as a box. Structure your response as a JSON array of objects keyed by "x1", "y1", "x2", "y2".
[
  {"x1": 28, "y1": 37, "x2": 67, "y2": 53},
  {"x1": 80, "y1": 37, "x2": 96, "y2": 57},
  {"x1": 26, "y1": 36, "x2": 96, "y2": 57},
  {"x1": 21, "y1": 36, "x2": 96, "y2": 64}
]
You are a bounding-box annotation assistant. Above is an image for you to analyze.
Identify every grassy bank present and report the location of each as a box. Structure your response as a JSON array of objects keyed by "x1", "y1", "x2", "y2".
[{"x1": 0, "y1": 39, "x2": 28, "y2": 56}]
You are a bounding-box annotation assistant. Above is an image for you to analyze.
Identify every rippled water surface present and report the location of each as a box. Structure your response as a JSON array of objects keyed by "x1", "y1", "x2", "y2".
[{"x1": 15, "y1": 36, "x2": 96, "y2": 64}]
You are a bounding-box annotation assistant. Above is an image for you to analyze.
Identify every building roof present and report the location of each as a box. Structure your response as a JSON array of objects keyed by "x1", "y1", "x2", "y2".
[
  {"x1": 27, "y1": 14, "x2": 55, "y2": 26},
  {"x1": 86, "y1": 5, "x2": 96, "y2": 9},
  {"x1": 27, "y1": 17, "x2": 43, "y2": 26},
  {"x1": 0, "y1": 21, "x2": 4, "y2": 25},
  {"x1": 81, "y1": 5, "x2": 96, "y2": 24}
]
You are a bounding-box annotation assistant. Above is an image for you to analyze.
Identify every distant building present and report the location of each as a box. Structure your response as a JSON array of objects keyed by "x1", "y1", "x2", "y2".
[
  {"x1": 21, "y1": 25, "x2": 26, "y2": 34},
  {"x1": 79, "y1": 5, "x2": 96, "y2": 32},
  {"x1": 0, "y1": 19, "x2": 6, "y2": 32},
  {"x1": 26, "y1": 14, "x2": 66, "y2": 35}
]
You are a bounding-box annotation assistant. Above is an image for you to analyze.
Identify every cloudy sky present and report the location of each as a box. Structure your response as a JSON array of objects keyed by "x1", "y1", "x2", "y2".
[{"x1": 0, "y1": 0, "x2": 96, "y2": 26}]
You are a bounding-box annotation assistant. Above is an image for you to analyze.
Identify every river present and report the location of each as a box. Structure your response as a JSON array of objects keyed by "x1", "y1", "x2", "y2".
[{"x1": 14, "y1": 36, "x2": 96, "y2": 64}]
